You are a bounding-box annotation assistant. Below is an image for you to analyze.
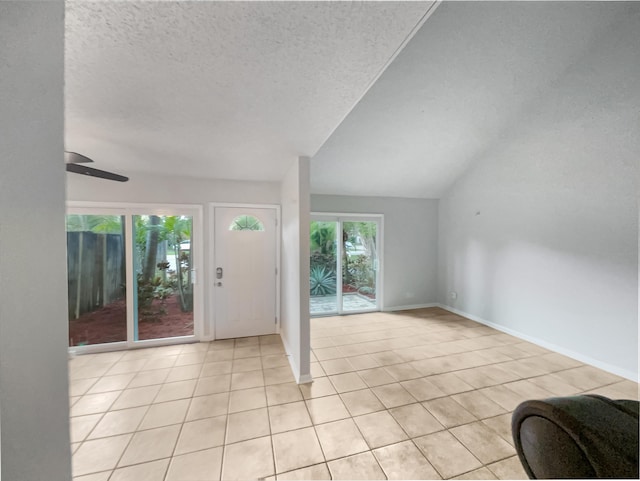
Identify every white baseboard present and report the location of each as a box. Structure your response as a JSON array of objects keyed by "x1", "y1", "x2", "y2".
[
  {"x1": 437, "y1": 304, "x2": 638, "y2": 382},
  {"x1": 383, "y1": 302, "x2": 438, "y2": 312},
  {"x1": 281, "y1": 333, "x2": 314, "y2": 385}
]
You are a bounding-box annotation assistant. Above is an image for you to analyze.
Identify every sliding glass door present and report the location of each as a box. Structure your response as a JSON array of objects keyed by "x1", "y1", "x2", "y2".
[
  {"x1": 341, "y1": 221, "x2": 378, "y2": 313},
  {"x1": 310, "y1": 215, "x2": 382, "y2": 316},
  {"x1": 66, "y1": 205, "x2": 201, "y2": 351},
  {"x1": 310, "y1": 220, "x2": 339, "y2": 314},
  {"x1": 67, "y1": 214, "x2": 127, "y2": 346},
  {"x1": 132, "y1": 215, "x2": 194, "y2": 341}
]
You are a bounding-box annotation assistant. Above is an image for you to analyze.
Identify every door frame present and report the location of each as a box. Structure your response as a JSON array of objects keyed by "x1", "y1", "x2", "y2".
[
  {"x1": 310, "y1": 212, "x2": 384, "y2": 316},
  {"x1": 209, "y1": 203, "x2": 281, "y2": 340},
  {"x1": 66, "y1": 201, "x2": 205, "y2": 354}
]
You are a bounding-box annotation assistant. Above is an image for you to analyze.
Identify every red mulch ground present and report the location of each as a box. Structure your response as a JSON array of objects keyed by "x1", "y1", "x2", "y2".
[{"x1": 69, "y1": 295, "x2": 194, "y2": 346}]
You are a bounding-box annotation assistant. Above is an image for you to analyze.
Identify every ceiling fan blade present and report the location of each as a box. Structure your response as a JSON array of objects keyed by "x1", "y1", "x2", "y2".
[
  {"x1": 64, "y1": 151, "x2": 94, "y2": 164},
  {"x1": 66, "y1": 163, "x2": 129, "y2": 182}
]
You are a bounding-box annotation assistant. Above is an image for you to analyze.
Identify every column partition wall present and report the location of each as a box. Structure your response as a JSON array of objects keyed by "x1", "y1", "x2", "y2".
[
  {"x1": 310, "y1": 213, "x2": 383, "y2": 316},
  {"x1": 66, "y1": 203, "x2": 203, "y2": 353}
]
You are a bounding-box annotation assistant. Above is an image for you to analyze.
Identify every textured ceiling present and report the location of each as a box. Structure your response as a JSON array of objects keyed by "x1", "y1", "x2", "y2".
[
  {"x1": 65, "y1": 1, "x2": 434, "y2": 182},
  {"x1": 311, "y1": 2, "x2": 630, "y2": 198}
]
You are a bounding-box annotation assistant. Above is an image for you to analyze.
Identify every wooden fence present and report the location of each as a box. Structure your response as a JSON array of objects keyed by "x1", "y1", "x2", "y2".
[{"x1": 67, "y1": 231, "x2": 125, "y2": 320}]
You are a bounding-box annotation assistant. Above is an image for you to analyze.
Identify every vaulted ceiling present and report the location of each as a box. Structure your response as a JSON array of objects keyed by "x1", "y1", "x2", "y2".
[
  {"x1": 65, "y1": 1, "x2": 434, "y2": 183},
  {"x1": 65, "y1": 1, "x2": 632, "y2": 198},
  {"x1": 311, "y1": 1, "x2": 629, "y2": 198}
]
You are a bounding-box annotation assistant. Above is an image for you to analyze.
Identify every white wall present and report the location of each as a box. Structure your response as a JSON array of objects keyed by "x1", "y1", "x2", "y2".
[
  {"x1": 67, "y1": 172, "x2": 281, "y2": 205},
  {"x1": 280, "y1": 158, "x2": 311, "y2": 383},
  {"x1": 0, "y1": 2, "x2": 72, "y2": 480},
  {"x1": 438, "y1": 9, "x2": 639, "y2": 379},
  {"x1": 311, "y1": 195, "x2": 439, "y2": 310}
]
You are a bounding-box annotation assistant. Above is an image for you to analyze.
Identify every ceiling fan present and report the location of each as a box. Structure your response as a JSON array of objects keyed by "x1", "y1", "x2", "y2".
[{"x1": 65, "y1": 151, "x2": 129, "y2": 182}]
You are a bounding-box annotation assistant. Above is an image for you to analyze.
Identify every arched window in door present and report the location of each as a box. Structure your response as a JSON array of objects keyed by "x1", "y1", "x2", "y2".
[{"x1": 229, "y1": 215, "x2": 265, "y2": 231}]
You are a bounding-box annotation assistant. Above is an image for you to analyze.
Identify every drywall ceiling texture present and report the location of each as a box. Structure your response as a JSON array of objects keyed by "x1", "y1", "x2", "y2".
[
  {"x1": 312, "y1": 2, "x2": 627, "y2": 198},
  {"x1": 65, "y1": 1, "x2": 433, "y2": 182}
]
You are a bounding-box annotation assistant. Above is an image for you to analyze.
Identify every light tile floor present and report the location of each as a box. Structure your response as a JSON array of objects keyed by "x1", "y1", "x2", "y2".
[{"x1": 69, "y1": 307, "x2": 639, "y2": 480}]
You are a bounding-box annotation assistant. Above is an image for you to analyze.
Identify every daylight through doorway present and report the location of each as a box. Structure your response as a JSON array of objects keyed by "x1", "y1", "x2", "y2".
[
  {"x1": 66, "y1": 206, "x2": 200, "y2": 349},
  {"x1": 310, "y1": 215, "x2": 381, "y2": 316}
]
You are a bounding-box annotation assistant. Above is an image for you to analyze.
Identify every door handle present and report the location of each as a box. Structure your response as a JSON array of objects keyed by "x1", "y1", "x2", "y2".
[
  {"x1": 217, "y1": 282, "x2": 223, "y2": 287},
  {"x1": 216, "y1": 267, "x2": 223, "y2": 279}
]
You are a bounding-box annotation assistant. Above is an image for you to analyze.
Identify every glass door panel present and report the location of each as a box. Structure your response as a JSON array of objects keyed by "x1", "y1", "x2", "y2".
[
  {"x1": 309, "y1": 220, "x2": 339, "y2": 315},
  {"x1": 341, "y1": 221, "x2": 378, "y2": 312},
  {"x1": 66, "y1": 214, "x2": 127, "y2": 346},
  {"x1": 310, "y1": 216, "x2": 380, "y2": 316},
  {"x1": 132, "y1": 215, "x2": 194, "y2": 341}
]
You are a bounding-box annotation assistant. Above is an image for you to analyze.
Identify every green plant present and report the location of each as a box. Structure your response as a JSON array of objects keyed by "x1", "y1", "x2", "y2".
[
  {"x1": 310, "y1": 222, "x2": 336, "y2": 255},
  {"x1": 136, "y1": 274, "x2": 158, "y2": 309},
  {"x1": 135, "y1": 215, "x2": 194, "y2": 314},
  {"x1": 310, "y1": 251, "x2": 336, "y2": 273},
  {"x1": 310, "y1": 266, "x2": 337, "y2": 296},
  {"x1": 346, "y1": 254, "x2": 375, "y2": 291},
  {"x1": 136, "y1": 273, "x2": 176, "y2": 321},
  {"x1": 66, "y1": 214, "x2": 124, "y2": 234},
  {"x1": 357, "y1": 286, "x2": 375, "y2": 296}
]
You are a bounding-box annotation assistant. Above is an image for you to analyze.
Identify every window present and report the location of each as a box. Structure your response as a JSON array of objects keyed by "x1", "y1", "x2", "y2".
[
  {"x1": 66, "y1": 204, "x2": 202, "y2": 351},
  {"x1": 66, "y1": 214, "x2": 127, "y2": 346},
  {"x1": 229, "y1": 215, "x2": 264, "y2": 231},
  {"x1": 309, "y1": 215, "x2": 382, "y2": 316}
]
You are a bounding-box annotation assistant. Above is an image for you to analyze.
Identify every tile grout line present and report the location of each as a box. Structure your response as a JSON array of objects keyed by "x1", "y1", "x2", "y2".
[{"x1": 71, "y1": 310, "x2": 637, "y2": 480}]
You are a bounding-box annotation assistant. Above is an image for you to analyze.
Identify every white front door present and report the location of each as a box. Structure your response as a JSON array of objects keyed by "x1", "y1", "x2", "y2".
[{"x1": 214, "y1": 206, "x2": 277, "y2": 339}]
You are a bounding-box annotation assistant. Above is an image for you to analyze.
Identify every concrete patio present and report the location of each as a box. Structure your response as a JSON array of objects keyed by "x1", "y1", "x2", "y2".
[{"x1": 310, "y1": 293, "x2": 376, "y2": 316}]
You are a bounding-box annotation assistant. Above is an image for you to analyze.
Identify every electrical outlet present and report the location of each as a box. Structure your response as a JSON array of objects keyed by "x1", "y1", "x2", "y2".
[{"x1": 450, "y1": 291, "x2": 457, "y2": 300}]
